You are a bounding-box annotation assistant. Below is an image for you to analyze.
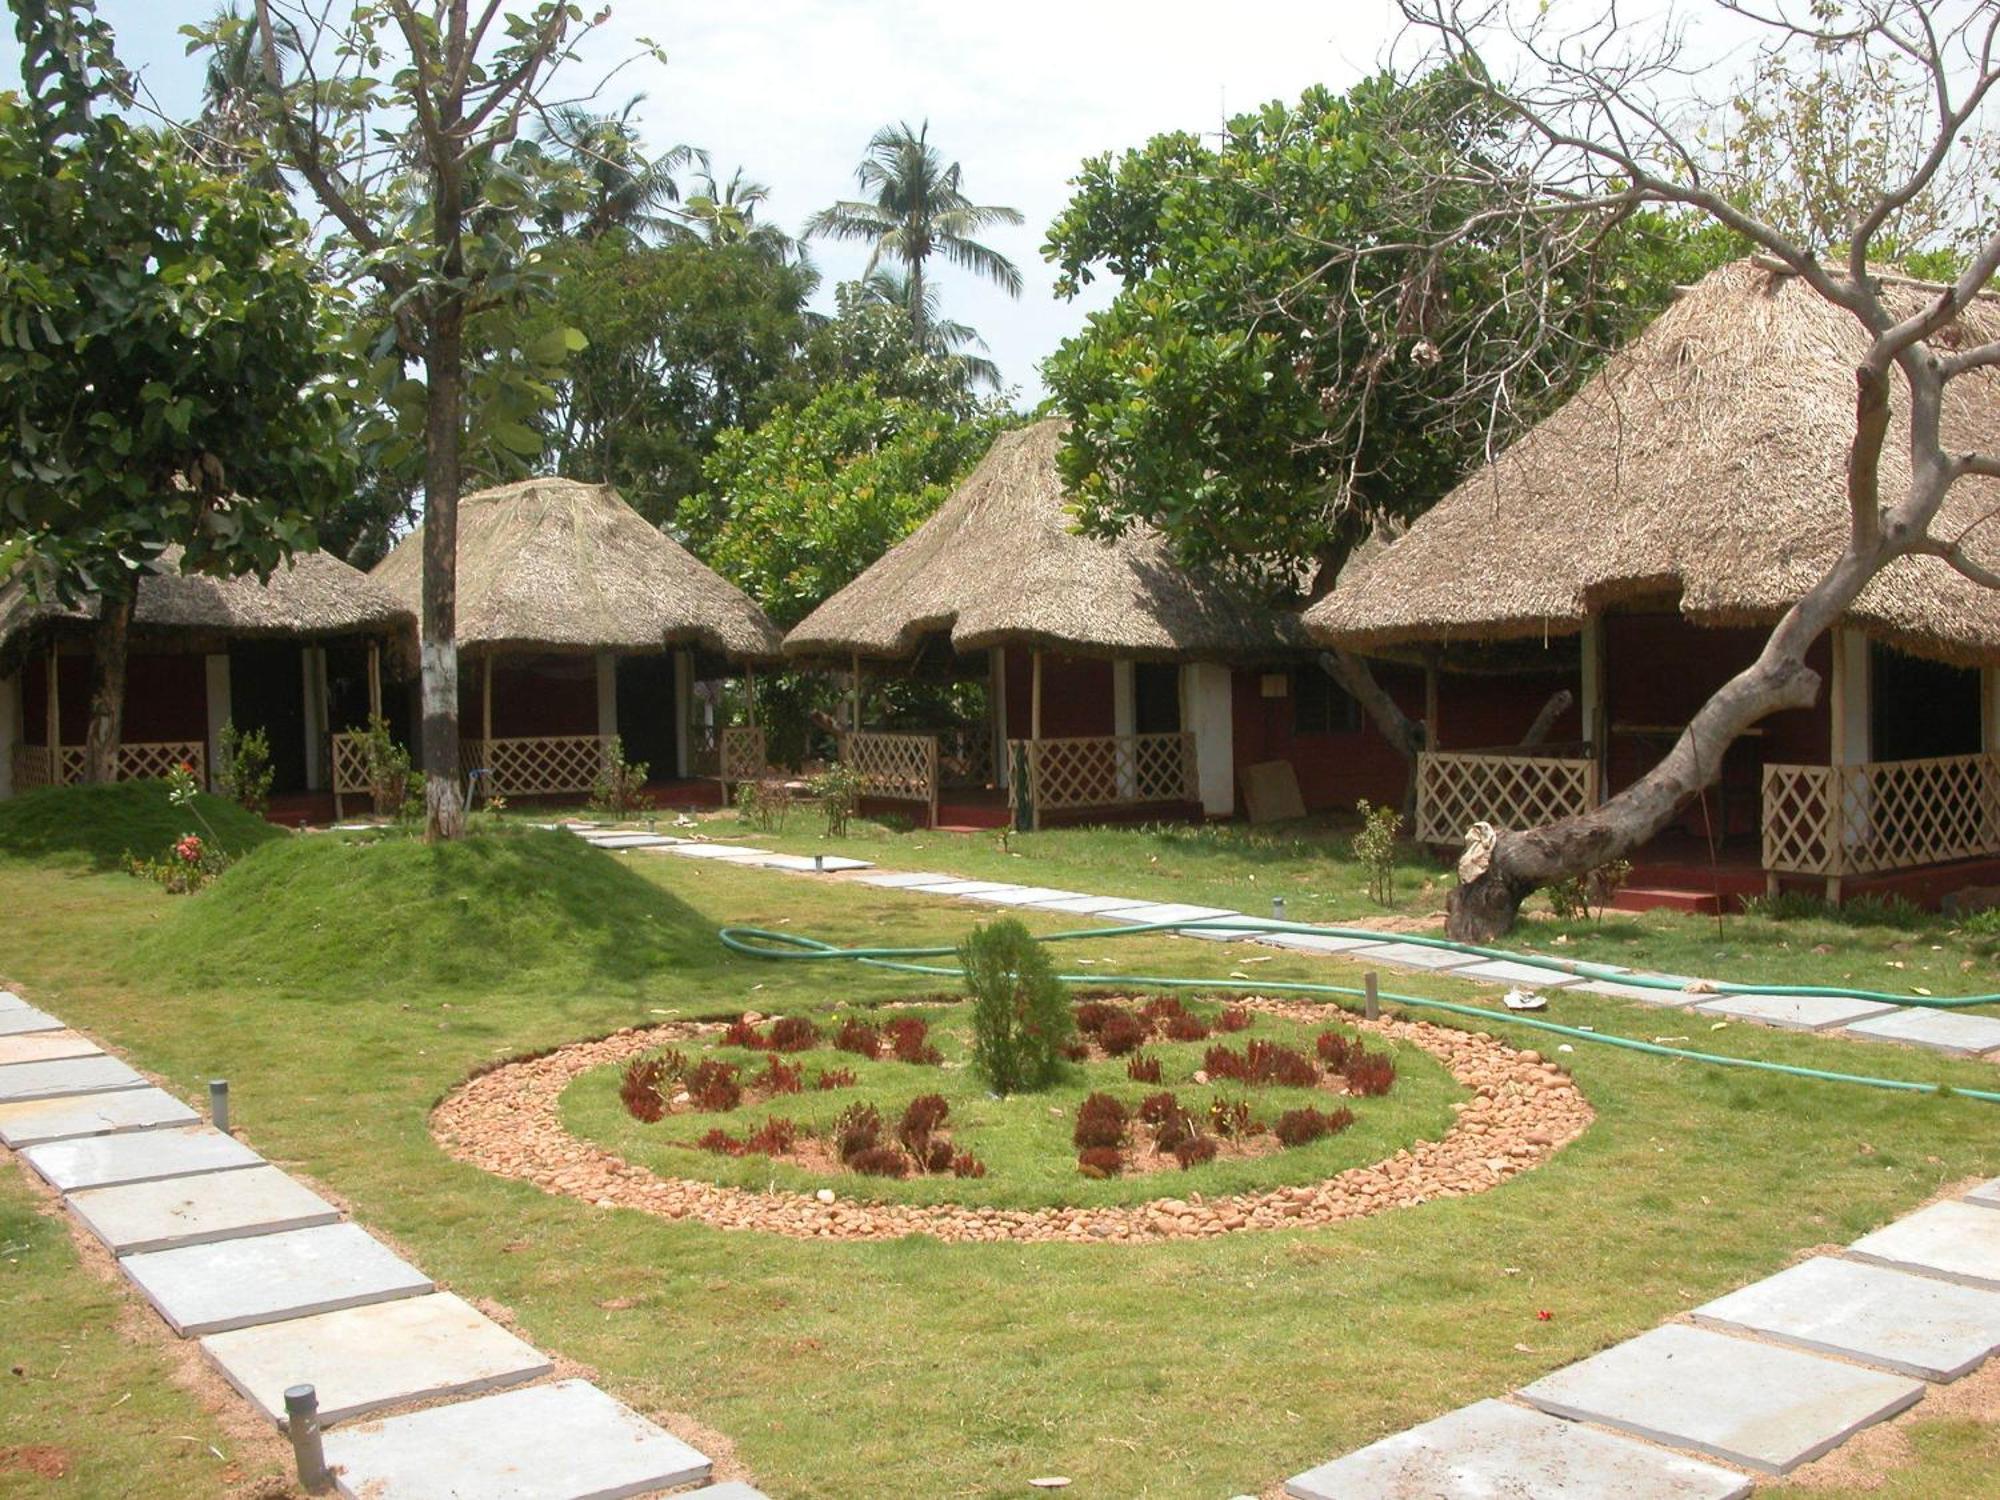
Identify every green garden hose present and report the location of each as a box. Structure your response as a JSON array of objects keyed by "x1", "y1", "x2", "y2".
[{"x1": 717, "y1": 918, "x2": 2000, "y2": 1107}]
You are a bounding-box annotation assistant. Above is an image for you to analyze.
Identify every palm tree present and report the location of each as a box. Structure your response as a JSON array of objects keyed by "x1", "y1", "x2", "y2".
[
  {"x1": 535, "y1": 97, "x2": 706, "y2": 243},
  {"x1": 805, "y1": 121, "x2": 1023, "y2": 343},
  {"x1": 191, "y1": 3, "x2": 297, "y2": 186},
  {"x1": 857, "y1": 268, "x2": 1001, "y2": 391},
  {"x1": 683, "y1": 167, "x2": 800, "y2": 263}
]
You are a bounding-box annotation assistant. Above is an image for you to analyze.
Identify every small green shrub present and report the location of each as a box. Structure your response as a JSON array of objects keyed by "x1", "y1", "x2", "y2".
[
  {"x1": 808, "y1": 761, "x2": 863, "y2": 837},
  {"x1": 351, "y1": 715, "x2": 414, "y2": 818},
  {"x1": 1351, "y1": 799, "x2": 1402, "y2": 906},
  {"x1": 589, "y1": 736, "x2": 650, "y2": 817},
  {"x1": 216, "y1": 722, "x2": 273, "y2": 814},
  {"x1": 734, "y1": 776, "x2": 791, "y2": 832},
  {"x1": 960, "y1": 918, "x2": 1074, "y2": 1094}
]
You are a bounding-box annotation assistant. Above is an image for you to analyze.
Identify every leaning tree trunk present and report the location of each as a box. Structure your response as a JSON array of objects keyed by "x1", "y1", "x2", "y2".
[
  {"x1": 1318, "y1": 649, "x2": 1428, "y2": 816},
  {"x1": 419, "y1": 299, "x2": 466, "y2": 843},
  {"x1": 1445, "y1": 548, "x2": 1880, "y2": 942},
  {"x1": 82, "y1": 590, "x2": 136, "y2": 785}
]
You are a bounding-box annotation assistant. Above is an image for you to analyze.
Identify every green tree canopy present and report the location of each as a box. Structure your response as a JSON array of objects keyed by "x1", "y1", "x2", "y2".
[{"x1": 1043, "y1": 69, "x2": 1736, "y2": 591}]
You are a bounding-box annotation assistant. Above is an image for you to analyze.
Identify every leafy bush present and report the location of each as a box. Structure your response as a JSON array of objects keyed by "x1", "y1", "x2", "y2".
[
  {"x1": 1207, "y1": 1096, "x2": 1257, "y2": 1138},
  {"x1": 1740, "y1": 889, "x2": 1927, "y2": 928},
  {"x1": 734, "y1": 776, "x2": 792, "y2": 833},
  {"x1": 951, "y1": 1151, "x2": 987, "y2": 1179},
  {"x1": 353, "y1": 715, "x2": 412, "y2": 818},
  {"x1": 1215, "y1": 1007, "x2": 1252, "y2": 1033},
  {"x1": 1097, "y1": 1011, "x2": 1146, "y2": 1057},
  {"x1": 1073, "y1": 1000, "x2": 1120, "y2": 1036},
  {"x1": 1351, "y1": 798, "x2": 1402, "y2": 906},
  {"x1": 1137, "y1": 1092, "x2": 1183, "y2": 1125},
  {"x1": 1072, "y1": 1092, "x2": 1127, "y2": 1150},
  {"x1": 1274, "y1": 1105, "x2": 1354, "y2": 1147},
  {"x1": 768, "y1": 1016, "x2": 821, "y2": 1052},
  {"x1": 588, "y1": 736, "x2": 650, "y2": 817},
  {"x1": 849, "y1": 1145, "x2": 910, "y2": 1178},
  {"x1": 685, "y1": 1060, "x2": 742, "y2": 1112},
  {"x1": 1163, "y1": 1012, "x2": 1210, "y2": 1042},
  {"x1": 723, "y1": 1018, "x2": 768, "y2": 1049},
  {"x1": 897, "y1": 1094, "x2": 951, "y2": 1153},
  {"x1": 754, "y1": 1055, "x2": 803, "y2": 1095},
  {"x1": 885, "y1": 1016, "x2": 942, "y2": 1065},
  {"x1": 695, "y1": 1128, "x2": 743, "y2": 1155},
  {"x1": 813, "y1": 1067, "x2": 857, "y2": 1090},
  {"x1": 808, "y1": 761, "x2": 864, "y2": 837},
  {"x1": 832, "y1": 1102, "x2": 884, "y2": 1162},
  {"x1": 1548, "y1": 857, "x2": 1634, "y2": 921},
  {"x1": 620, "y1": 1058, "x2": 668, "y2": 1123},
  {"x1": 1315, "y1": 1030, "x2": 1354, "y2": 1069},
  {"x1": 1344, "y1": 1047, "x2": 1396, "y2": 1097},
  {"x1": 1173, "y1": 1136, "x2": 1218, "y2": 1169},
  {"x1": 745, "y1": 1117, "x2": 799, "y2": 1155},
  {"x1": 959, "y1": 918, "x2": 1073, "y2": 1093},
  {"x1": 126, "y1": 830, "x2": 230, "y2": 894},
  {"x1": 217, "y1": 721, "x2": 274, "y2": 814},
  {"x1": 1125, "y1": 1052, "x2": 1162, "y2": 1083},
  {"x1": 1076, "y1": 1145, "x2": 1125, "y2": 1177},
  {"x1": 834, "y1": 1018, "x2": 882, "y2": 1058}
]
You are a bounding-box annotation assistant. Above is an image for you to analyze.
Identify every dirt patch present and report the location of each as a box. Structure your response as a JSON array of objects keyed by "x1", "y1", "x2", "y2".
[
  {"x1": 0, "y1": 1445, "x2": 73, "y2": 1479},
  {"x1": 431, "y1": 999, "x2": 1594, "y2": 1243}
]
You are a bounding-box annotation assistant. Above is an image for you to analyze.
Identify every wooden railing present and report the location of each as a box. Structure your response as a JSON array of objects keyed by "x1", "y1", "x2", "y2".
[
  {"x1": 841, "y1": 730, "x2": 940, "y2": 824},
  {"x1": 938, "y1": 726, "x2": 995, "y2": 788},
  {"x1": 1009, "y1": 732, "x2": 1199, "y2": 816},
  {"x1": 1415, "y1": 750, "x2": 1599, "y2": 845},
  {"x1": 11, "y1": 741, "x2": 206, "y2": 791},
  {"x1": 686, "y1": 724, "x2": 766, "y2": 788},
  {"x1": 460, "y1": 735, "x2": 613, "y2": 798},
  {"x1": 1763, "y1": 753, "x2": 2000, "y2": 882}
]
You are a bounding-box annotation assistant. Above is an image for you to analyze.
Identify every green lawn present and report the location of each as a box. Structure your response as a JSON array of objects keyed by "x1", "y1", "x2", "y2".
[{"x1": 3, "y1": 786, "x2": 2000, "y2": 1496}]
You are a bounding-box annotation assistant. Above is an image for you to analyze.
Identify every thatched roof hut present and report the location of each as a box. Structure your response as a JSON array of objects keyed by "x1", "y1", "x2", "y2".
[
  {"x1": 0, "y1": 546, "x2": 412, "y2": 674},
  {"x1": 371, "y1": 476, "x2": 782, "y2": 663},
  {"x1": 785, "y1": 419, "x2": 1308, "y2": 663},
  {"x1": 1306, "y1": 259, "x2": 2000, "y2": 666}
]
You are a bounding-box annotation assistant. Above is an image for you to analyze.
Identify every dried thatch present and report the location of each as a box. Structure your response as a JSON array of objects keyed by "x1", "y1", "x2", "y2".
[
  {"x1": 1307, "y1": 259, "x2": 2000, "y2": 665},
  {"x1": 371, "y1": 476, "x2": 782, "y2": 661},
  {"x1": 0, "y1": 545, "x2": 412, "y2": 672},
  {"x1": 784, "y1": 419, "x2": 1308, "y2": 663}
]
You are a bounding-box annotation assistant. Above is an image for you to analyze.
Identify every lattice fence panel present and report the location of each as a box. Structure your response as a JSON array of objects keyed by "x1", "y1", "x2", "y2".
[
  {"x1": 11, "y1": 745, "x2": 51, "y2": 790},
  {"x1": 36, "y1": 741, "x2": 206, "y2": 788},
  {"x1": 331, "y1": 733, "x2": 372, "y2": 798},
  {"x1": 938, "y1": 728, "x2": 995, "y2": 789},
  {"x1": 842, "y1": 731, "x2": 937, "y2": 805},
  {"x1": 720, "y1": 726, "x2": 766, "y2": 784},
  {"x1": 1017, "y1": 732, "x2": 1198, "y2": 811},
  {"x1": 467, "y1": 735, "x2": 612, "y2": 797},
  {"x1": 1762, "y1": 763, "x2": 1838, "y2": 876},
  {"x1": 1415, "y1": 752, "x2": 1598, "y2": 845},
  {"x1": 1839, "y1": 753, "x2": 2000, "y2": 875}
]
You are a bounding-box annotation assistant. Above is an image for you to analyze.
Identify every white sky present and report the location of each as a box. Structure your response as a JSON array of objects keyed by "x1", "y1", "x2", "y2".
[{"x1": 0, "y1": 1, "x2": 1410, "y2": 404}]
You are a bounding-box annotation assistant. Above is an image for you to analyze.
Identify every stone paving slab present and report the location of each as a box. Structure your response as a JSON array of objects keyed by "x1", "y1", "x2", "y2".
[
  {"x1": 962, "y1": 885, "x2": 1088, "y2": 907},
  {"x1": 1968, "y1": 1179, "x2": 2000, "y2": 1210},
  {"x1": 852, "y1": 871, "x2": 959, "y2": 888},
  {"x1": 0, "y1": 1054, "x2": 146, "y2": 1103},
  {"x1": 20, "y1": 1124, "x2": 262, "y2": 1192},
  {"x1": 0, "y1": 1005, "x2": 65, "y2": 1036},
  {"x1": 743, "y1": 852, "x2": 871, "y2": 872},
  {"x1": 0, "y1": 1029, "x2": 103, "y2": 1066},
  {"x1": 1577, "y1": 978, "x2": 1699, "y2": 1005},
  {"x1": 660, "y1": 843, "x2": 769, "y2": 861},
  {"x1": 0, "y1": 990, "x2": 26, "y2": 1011},
  {"x1": 1843, "y1": 1007, "x2": 2000, "y2": 1055},
  {"x1": 1285, "y1": 1398, "x2": 1754, "y2": 1500},
  {"x1": 1092, "y1": 901, "x2": 1239, "y2": 924},
  {"x1": 688, "y1": 1485, "x2": 772, "y2": 1499},
  {"x1": 1847, "y1": 1200, "x2": 2000, "y2": 1290},
  {"x1": 200, "y1": 1291, "x2": 553, "y2": 1427},
  {"x1": 122, "y1": 1222, "x2": 433, "y2": 1335},
  {"x1": 1350, "y1": 941, "x2": 1483, "y2": 972},
  {"x1": 581, "y1": 833, "x2": 678, "y2": 849},
  {"x1": 924, "y1": 880, "x2": 1022, "y2": 896},
  {"x1": 68, "y1": 1163, "x2": 340, "y2": 1255},
  {"x1": 0, "y1": 1086, "x2": 199, "y2": 1148},
  {"x1": 1030, "y1": 893, "x2": 1155, "y2": 914},
  {"x1": 1450, "y1": 958, "x2": 1586, "y2": 988},
  {"x1": 1692, "y1": 1255, "x2": 2000, "y2": 1381},
  {"x1": 1693, "y1": 992, "x2": 1899, "y2": 1031},
  {"x1": 1257, "y1": 931, "x2": 1393, "y2": 955},
  {"x1": 1517, "y1": 1323, "x2": 1923, "y2": 1475},
  {"x1": 323, "y1": 1379, "x2": 711, "y2": 1499}
]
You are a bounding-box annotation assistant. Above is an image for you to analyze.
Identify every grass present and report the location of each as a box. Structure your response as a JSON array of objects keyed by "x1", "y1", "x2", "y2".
[
  {"x1": 564, "y1": 1001, "x2": 1458, "y2": 1210},
  {"x1": 4, "y1": 784, "x2": 2000, "y2": 1496},
  {"x1": 0, "y1": 781, "x2": 280, "y2": 871}
]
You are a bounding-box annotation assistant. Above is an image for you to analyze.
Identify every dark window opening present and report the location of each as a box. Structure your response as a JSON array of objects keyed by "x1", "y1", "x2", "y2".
[
  {"x1": 1133, "y1": 663, "x2": 1181, "y2": 735},
  {"x1": 1870, "y1": 642, "x2": 1981, "y2": 762},
  {"x1": 1293, "y1": 665, "x2": 1360, "y2": 734}
]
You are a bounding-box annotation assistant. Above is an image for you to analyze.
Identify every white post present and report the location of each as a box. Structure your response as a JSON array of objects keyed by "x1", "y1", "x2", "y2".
[
  {"x1": 301, "y1": 646, "x2": 328, "y2": 790},
  {"x1": 674, "y1": 650, "x2": 693, "y2": 779},
  {"x1": 205, "y1": 654, "x2": 232, "y2": 791},
  {"x1": 1183, "y1": 662, "x2": 1235, "y2": 817},
  {"x1": 1112, "y1": 658, "x2": 1137, "y2": 799},
  {"x1": 595, "y1": 651, "x2": 618, "y2": 742},
  {"x1": 0, "y1": 671, "x2": 17, "y2": 799}
]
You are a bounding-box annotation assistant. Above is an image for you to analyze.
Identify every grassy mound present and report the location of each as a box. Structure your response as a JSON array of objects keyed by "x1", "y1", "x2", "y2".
[
  {"x1": 0, "y1": 781, "x2": 282, "y2": 870},
  {"x1": 136, "y1": 827, "x2": 712, "y2": 997}
]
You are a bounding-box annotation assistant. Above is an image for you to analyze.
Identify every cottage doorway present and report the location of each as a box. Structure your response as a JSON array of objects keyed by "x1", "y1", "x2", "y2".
[
  {"x1": 1869, "y1": 643, "x2": 1980, "y2": 764},
  {"x1": 1134, "y1": 663, "x2": 1181, "y2": 735},
  {"x1": 228, "y1": 642, "x2": 308, "y2": 793},
  {"x1": 616, "y1": 654, "x2": 680, "y2": 779}
]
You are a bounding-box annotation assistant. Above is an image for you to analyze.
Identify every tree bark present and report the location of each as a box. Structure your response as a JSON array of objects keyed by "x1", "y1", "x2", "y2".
[
  {"x1": 1318, "y1": 649, "x2": 1427, "y2": 816},
  {"x1": 1520, "y1": 689, "x2": 1574, "y2": 747},
  {"x1": 419, "y1": 102, "x2": 467, "y2": 840},
  {"x1": 83, "y1": 590, "x2": 135, "y2": 785}
]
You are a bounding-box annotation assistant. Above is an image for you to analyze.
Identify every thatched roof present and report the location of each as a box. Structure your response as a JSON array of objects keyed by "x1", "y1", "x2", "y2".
[
  {"x1": 371, "y1": 477, "x2": 783, "y2": 661},
  {"x1": 0, "y1": 546, "x2": 412, "y2": 671},
  {"x1": 784, "y1": 420, "x2": 1309, "y2": 663},
  {"x1": 1306, "y1": 258, "x2": 2000, "y2": 666}
]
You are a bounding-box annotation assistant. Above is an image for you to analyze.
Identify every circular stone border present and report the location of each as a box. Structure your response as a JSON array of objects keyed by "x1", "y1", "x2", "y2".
[{"x1": 431, "y1": 1000, "x2": 1594, "y2": 1243}]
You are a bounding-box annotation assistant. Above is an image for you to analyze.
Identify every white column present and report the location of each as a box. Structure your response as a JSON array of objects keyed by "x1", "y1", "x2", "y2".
[
  {"x1": 1831, "y1": 627, "x2": 1871, "y2": 766},
  {"x1": 1112, "y1": 659, "x2": 1137, "y2": 798},
  {"x1": 0, "y1": 672, "x2": 17, "y2": 799},
  {"x1": 674, "y1": 650, "x2": 692, "y2": 778},
  {"x1": 596, "y1": 652, "x2": 618, "y2": 742},
  {"x1": 301, "y1": 646, "x2": 328, "y2": 789},
  {"x1": 1183, "y1": 662, "x2": 1235, "y2": 817},
  {"x1": 204, "y1": 654, "x2": 232, "y2": 791}
]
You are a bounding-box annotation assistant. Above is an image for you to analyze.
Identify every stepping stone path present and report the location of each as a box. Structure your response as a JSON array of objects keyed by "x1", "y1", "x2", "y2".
[
  {"x1": 0, "y1": 991, "x2": 757, "y2": 1497},
  {"x1": 1695, "y1": 992, "x2": 1901, "y2": 1031},
  {"x1": 1285, "y1": 1397, "x2": 1754, "y2": 1500},
  {"x1": 1843, "y1": 1006, "x2": 2000, "y2": 1055},
  {"x1": 1285, "y1": 1179, "x2": 2000, "y2": 1493}
]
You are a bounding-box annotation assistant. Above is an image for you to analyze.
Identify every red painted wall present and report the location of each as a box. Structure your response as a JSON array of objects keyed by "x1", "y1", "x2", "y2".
[
  {"x1": 1000, "y1": 648, "x2": 1116, "y2": 740},
  {"x1": 22, "y1": 652, "x2": 207, "y2": 745},
  {"x1": 463, "y1": 653, "x2": 600, "y2": 738}
]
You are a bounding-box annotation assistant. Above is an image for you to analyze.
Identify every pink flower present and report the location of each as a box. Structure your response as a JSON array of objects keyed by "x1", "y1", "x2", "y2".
[{"x1": 175, "y1": 835, "x2": 204, "y2": 864}]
